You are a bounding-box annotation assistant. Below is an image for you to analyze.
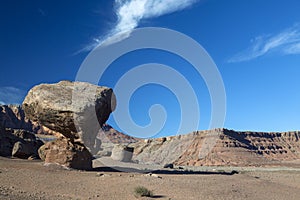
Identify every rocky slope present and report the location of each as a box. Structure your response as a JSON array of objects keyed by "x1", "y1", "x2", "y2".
[
  {"x1": 0, "y1": 126, "x2": 43, "y2": 159},
  {"x1": 0, "y1": 104, "x2": 61, "y2": 136},
  {"x1": 98, "y1": 124, "x2": 139, "y2": 144},
  {"x1": 132, "y1": 128, "x2": 300, "y2": 166},
  {"x1": 96, "y1": 124, "x2": 140, "y2": 156},
  {"x1": 0, "y1": 105, "x2": 45, "y2": 159},
  {"x1": 0, "y1": 105, "x2": 34, "y2": 132}
]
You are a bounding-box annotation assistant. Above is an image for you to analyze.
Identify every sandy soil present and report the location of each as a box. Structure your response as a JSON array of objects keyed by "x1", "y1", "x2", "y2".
[{"x1": 0, "y1": 156, "x2": 300, "y2": 200}]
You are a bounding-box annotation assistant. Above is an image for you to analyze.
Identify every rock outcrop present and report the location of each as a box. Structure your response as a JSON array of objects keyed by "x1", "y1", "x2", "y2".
[
  {"x1": 132, "y1": 128, "x2": 300, "y2": 167},
  {"x1": 98, "y1": 124, "x2": 139, "y2": 144},
  {"x1": 0, "y1": 127, "x2": 43, "y2": 159},
  {"x1": 0, "y1": 105, "x2": 34, "y2": 132},
  {"x1": 40, "y1": 137, "x2": 93, "y2": 170},
  {"x1": 12, "y1": 141, "x2": 39, "y2": 159},
  {"x1": 111, "y1": 144, "x2": 134, "y2": 162},
  {"x1": 0, "y1": 104, "x2": 59, "y2": 135},
  {"x1": 22, "y1": 80, "x2": 116, "y2": 153},
  {"x1": 96, "y1": 124, "x2": 140, "y2": 156}
]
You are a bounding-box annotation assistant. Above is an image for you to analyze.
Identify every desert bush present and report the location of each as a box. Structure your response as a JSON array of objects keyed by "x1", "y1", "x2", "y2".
[{"x1": 134, "y1": 186, "x2": 153, "y2": 198}]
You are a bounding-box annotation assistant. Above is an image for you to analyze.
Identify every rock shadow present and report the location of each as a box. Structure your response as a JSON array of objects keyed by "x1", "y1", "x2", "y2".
[{"x1": 91, "y1": 166, "x2": 239, "y2": 175}]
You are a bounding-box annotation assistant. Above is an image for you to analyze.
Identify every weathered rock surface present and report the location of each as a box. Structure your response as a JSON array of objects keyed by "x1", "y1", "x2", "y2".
[
  {"x1": 22, "y1": 80, "x2": 116, "y2": 153},
  {"x1": 132, "y1": 128, "x2": 300, "y2": 166},
  {"x1": 111, "y1": 144, "x2": 134, "y2": 162},
  {"x1": 38, "y1": 144, "x2": 47, "y2": 161},
  {"x1": 0, "y1": 127, "x2": 43, "y2": 158},
  {"x1": 41, "y1": 137, "x2": 93, "y2": 170}
]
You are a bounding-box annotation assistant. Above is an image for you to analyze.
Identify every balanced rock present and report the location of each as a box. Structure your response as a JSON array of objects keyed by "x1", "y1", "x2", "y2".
[
  {"x1": 22, "y1": 80, "x2": 116, "y2": 153},
  {"x1": 41, "y1": 137, "x2": 93, "y2": 170}
]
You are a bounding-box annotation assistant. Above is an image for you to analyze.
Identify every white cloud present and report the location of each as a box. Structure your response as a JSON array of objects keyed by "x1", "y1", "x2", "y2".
[
  {"x1": 283, "y1": 42, "x2": 300, "y2": 54},
  {"x1": 228, "y1": 23, "x2": 300, "y2": 63},
  {"x1": 83, "y1": 0, "x2": 199, "y2": 51},
  {"x1": 0, "y1": 86, "x2": 26, "y2": 105}
]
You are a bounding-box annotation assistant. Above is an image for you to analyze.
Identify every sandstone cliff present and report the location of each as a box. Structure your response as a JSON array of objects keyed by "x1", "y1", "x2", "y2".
[{"x1": 132, "y1": 128, "x2": 300, "y2": 166}]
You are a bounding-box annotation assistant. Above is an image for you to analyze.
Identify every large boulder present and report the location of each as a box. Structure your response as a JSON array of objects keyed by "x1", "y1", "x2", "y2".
[
  {"x1": 22, "y1": 80, "x2": 116, "y2": 153},
  {"x1": 12, "y1": 140, "x2": 43, "y2": 159},
  {"x1": 40, "y1": 137, "x2": 93, "y2": 170}
]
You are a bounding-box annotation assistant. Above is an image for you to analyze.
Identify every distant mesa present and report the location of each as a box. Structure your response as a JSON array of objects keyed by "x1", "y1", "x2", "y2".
[{"x1": 132, "y1": 128, "x2": 300, "y2": 167}]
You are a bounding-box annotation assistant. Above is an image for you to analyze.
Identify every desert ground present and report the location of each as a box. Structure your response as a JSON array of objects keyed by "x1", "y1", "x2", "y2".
[{"x1": 1, "y1": 157, "x2": 300, "y2": 200}]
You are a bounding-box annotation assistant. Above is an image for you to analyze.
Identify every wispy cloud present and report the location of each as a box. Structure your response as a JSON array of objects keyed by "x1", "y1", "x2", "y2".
[
  {"x1": 283, "y1": 42, "x2": 300, "y2": 54},
  {"x1": 0, "y1": 87, "x2": 26, "y2": 105},
  {"x1": 228, "y1": 23, "x2": 300, "y2": 63},
  {"x1": 81, "y1": 0, "x2": 199, "y2": 52}
]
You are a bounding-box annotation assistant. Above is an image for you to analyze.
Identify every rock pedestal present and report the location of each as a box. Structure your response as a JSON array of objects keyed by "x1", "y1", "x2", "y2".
[{"x1": 40, "y1": 137, "x2": 93, "y2": 170}]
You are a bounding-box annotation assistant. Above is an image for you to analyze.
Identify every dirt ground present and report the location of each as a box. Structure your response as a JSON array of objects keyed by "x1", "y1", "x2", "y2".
[{"x1": 0, "y1": 156, "x2": 300, "y2": 200}]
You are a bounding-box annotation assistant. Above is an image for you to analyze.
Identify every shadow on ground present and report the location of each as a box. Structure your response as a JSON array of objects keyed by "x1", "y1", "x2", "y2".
[{"x1": 92, "y1": 166, "x2": 239, "y2": 175}]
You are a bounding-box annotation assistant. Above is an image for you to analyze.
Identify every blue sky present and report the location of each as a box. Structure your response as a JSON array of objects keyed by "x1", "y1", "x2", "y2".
[{"x1": 1, "y1": 0, "x2": 300, "y2": 137}]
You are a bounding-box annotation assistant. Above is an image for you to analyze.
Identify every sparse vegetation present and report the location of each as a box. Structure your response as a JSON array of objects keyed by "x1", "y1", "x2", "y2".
[{"x1": 134, "y1": 186, "x2": 153, "y2": 198}]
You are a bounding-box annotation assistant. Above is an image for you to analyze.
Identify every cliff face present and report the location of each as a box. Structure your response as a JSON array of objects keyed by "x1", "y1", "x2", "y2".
[{"x1": 132, "y1": 128, "x2": 300, "y2": 166}]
